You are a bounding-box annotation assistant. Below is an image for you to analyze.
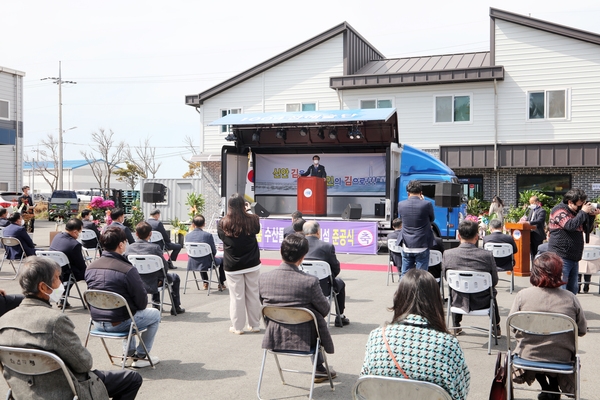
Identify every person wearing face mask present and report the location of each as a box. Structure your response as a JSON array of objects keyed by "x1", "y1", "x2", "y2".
[
  {"x1": 0, "y1": 256, "x2": 143, "y2": 399},
  {"x1": 548, "y1": 188, "x2": 600, "y2": 294},
  {"x1": 521, "y1": 196, "x2": 547, "y2": 259},
  {"x1": 300, "y1": 155, "x2": 327, "y2": 178},
  {"x1": 3, "y1": 212, "x2": 36, "y2": 259},
  {"x1": 49, "y1": 218, "x2": 88, "y2": 308}
]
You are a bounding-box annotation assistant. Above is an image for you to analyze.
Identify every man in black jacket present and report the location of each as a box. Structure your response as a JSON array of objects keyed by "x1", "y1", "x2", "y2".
[
  {"x1": 521, "y1": 195, "x2": 547, "y2": 259},
  {"x1": 483, "y1": 219, "x2": 517, "y2": 271},
  {"x1": 300, "y1": 155, "x2": 327, "y2": 178},
  {"x1": 147, "y1": 209, "x2": 181, "y2": 264}
]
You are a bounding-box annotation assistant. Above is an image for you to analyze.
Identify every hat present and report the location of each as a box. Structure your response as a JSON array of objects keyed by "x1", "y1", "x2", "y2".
[{"x1": 150, "y1": 209, "x2": 161, "y2": 216}]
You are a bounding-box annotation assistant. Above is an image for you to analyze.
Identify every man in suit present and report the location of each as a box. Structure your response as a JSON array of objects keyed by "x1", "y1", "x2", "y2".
[
  {"x1": 184, "y1": 214, "x2": 226, "y2": 291},
  {"x1": 81, "y1": 209, "x2": 101, "y2": 253},
  {"x1": 483, "y1": 219, "x2": 518, "y2": 271},
  {"x1": 0, "y1": 207, "x2": 10, "y2": 227},
  {"x1": 0, "y1": 256, "x2": 142, "y2": 399},
  {"x1": 521, "y1": 195, "x2": 547, "y2": 260},
  {"x1": 3, "y1": 212, "x2": 36, "y2": 259},
  {"x1": 124, "y1": 221, "x2": 184, "y2": 315},
  {"x1": 147, "y1": 209, "x2": 181, "y2": 263},
  {"x1": 396, "y1": 180, "x2": 435, "y2": 276},
  {"x1": 303, "y1": 221, "x2": 349, "y2": 327},
  {"x1": 49, "y1": 218, "x2": 88, "y2": 308},
  {"x1": 300, "y1": 155, "x2": 327, "y2": 178},
  {"x1": 108, "y1": 208, "x2": 135, "y2": 244},
  {"x1": 443, "y1": 219, "x2": 500, "y2": 336},
  {"x1": 283, "y1": 210, "x2": 303, "y2": 238},
  {"x1": 259, "y1": 233, "x2": 336, "y2": 383}
]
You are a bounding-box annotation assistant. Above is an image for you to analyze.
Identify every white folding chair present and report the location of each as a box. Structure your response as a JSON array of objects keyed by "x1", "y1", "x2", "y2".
[
  {"x1": 257, "y1": 306, "x2": 334, "y2": 400},
  {"x1": 387, "y1": 239, "x2": 401, "y2": 285},
  {"x1": 79, "y1": 228, "x2": 101, "y2": 263},
  {"x1": 507, "y1": 312, "x2": 580, "y2": 400},
  {"x1": 577, "y1": 245, "x2": 600, "y2": 293},
  {"x1": 352, "y1": 375, "x2": 452, "y2": 400},
  {"x1": 484, "y1": 242, "x2": 515, "y2": 294},
  {"x1": 0, "y1": 237, "x2": 25, "y2": 280},
  {"x1": 150, "y1": 231, "x2": 166, "y2": 251},
  {"x1": 300, "y1": 261, "x2": 340, "y2": 327},
  {"x1": 83, "y1": 289, "x2": 155, "y2": 370},
  {"x1": 446, "y1": 270, "x2": 498, "y2": 354},
  {"x1": 184, "y1": 242, "x2": 219, "y2": 296},
  {"x1": 0, "y1": 345, "x2": 87, "y2": 400},
  {"x1": 127, "y1": 254, "x2": 176, "y2": 317},
  {"x1": 429, "y1": 249, "x2": 445, "y2": 299},
  {"x1": 35, "y1": 250, "x2": 87, "y2": 312}
]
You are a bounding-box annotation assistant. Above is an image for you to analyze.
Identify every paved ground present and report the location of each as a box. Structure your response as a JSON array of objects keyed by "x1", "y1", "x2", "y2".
[{"x1": 1, "y1": 221, "x2": 599, "y2": 399}]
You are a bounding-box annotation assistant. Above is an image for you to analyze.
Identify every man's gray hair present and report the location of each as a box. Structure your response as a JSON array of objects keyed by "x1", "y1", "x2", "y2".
[
  {"x1": 19, "y1": 256, "x2": 61, "y2": 297},
  {"x1": 303, "y1": 220, "x2": 320, "y2": 236},
  {"x1": 489, "y1": 219, "x2": 503, "y2": 230}
]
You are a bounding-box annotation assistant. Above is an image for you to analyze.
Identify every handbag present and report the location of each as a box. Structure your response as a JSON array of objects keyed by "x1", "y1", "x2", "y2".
[{"x1": 489, "y1": 351, "x2": 508, "y2": 400}]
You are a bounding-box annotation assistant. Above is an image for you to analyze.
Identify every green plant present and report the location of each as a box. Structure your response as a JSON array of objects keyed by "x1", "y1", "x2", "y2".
[
  {"x1": 466, "y1": 197, "x2": 491, "y2": 216},
  {"x1": 124, "y1": 200, "x2": 144, "y2": 230},
  {"x1": 504, "y1": 205, "x2": 527, "y2": 223},
  {"x1": 170, "y1": 217, "x2": 190, "y2": 236},
  {"x1": 185, "y1": 193, "x2": 205, "y2": 221}
]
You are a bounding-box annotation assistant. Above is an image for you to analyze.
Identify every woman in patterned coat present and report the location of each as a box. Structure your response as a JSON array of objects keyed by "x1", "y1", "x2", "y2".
[{"x1": 361, "y1": 268, "x2": 470, "y2": 400}]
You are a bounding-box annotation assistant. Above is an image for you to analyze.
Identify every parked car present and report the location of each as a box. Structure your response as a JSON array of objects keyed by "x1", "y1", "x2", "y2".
[
  {"x1": 48, "y1": 190, "x2": 80, "y2": 221},
  {"x1": 0, "y1": 192, "x2": 22, "y2": 209},
  {"x1": 75, "y1": 189, "x2": 102, "y2": 202}
]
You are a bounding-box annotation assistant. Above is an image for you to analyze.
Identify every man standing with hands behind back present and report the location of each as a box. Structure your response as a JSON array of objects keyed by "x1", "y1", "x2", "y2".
[{"x1": 301, "y1": 155, "x2": 326, "y2": 178}]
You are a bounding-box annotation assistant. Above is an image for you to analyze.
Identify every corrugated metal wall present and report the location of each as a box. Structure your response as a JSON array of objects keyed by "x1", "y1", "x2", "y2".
[{"x1": 140, "y1": 178, "x2": 203, "y2": 224}]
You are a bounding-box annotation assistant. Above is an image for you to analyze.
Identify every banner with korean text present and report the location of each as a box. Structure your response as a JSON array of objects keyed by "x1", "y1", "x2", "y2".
[{"x1": 257, "y1": 219, "x2": 378, "y2": 255}]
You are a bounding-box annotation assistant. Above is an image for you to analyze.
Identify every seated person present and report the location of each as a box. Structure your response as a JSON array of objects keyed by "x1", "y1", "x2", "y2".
[
  {"x1": 259, "y1": 233, "x2": 336, "y2": 383},
  {"x1": 0, "y1": 289, "x2": 24, "y2": 317},
  {"x1": 443, "y1": 220, "x2": 500, "y2": 336},
  {"x1": 3, "y1": 212, "x2": 36, "y2": 259},
  {"x1": 124, "y1": 222, "x2": 184, "y2": 315},
  {"x1": 0, "y1": 207, "x2": 10, "y2": 227},
  {"x1": 49, "y1": 218, "x2": 88, "y2": 308},
  {"x1": 509, "y1": 252, "x2": 586, "y2": 398},
  {"x1": 283, "y1": 210, "x2": 303, "y2": 238},
  {"x1": 387, "y1": 218, "x2": 403, "y2": 272},
  {"x1": 482, "y1": 218, "x2": 518, "y2": 271},
  {"x1": 147, "y1": 209, "x2": 181, "y2": 264},
  {"x1": 0, "y1": 256, "x2": 142, "y2": 399},
  {"x1": 108, "y1": 208, "x2": 135, "y2": 244},
  {"x1": 81, "y1": 209, "x2": 101, "y2": 254},
  {"x1": 85, "y1": 227, "x2": 161, "y2": 368},
  {"x1": 361, "y1": 269, "x2": 470, "y2": 400},
  {"x1": 293, "y1": 218, "x2": 306, "y2": 234},
  {"x1": 303, "y1": 221, "x2": 349, "y2": 327},
  {"x1": 185, "y1": 215, "x2": 226, "y2": 291}
]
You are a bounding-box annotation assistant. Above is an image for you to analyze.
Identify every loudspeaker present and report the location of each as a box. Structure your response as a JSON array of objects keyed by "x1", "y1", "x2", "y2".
[
  {"x1": 342, "y1": 204, "x2": 362, "y2": 220},
  {"x1": 143, "y1": 182, "x2": 167, "y2": 203},
  {"x1": 374, "y1": 203, "x2": 385, "y2": 217},
  {"x1": 251, "y1": 202, "x2": 270, "y2": 218},
  {"x1": 434, "y1": 182, "x2": 461, "y2": 208}
]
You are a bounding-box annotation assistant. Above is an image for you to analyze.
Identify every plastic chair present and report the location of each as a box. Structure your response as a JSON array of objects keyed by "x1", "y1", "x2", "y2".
[
  {"x1": 184, "y1": 242, "x2": 219, "y2": 295},
  {"x1": 257, "y1": 306, "x2": 334, "y2": 400},
  {"x1": 484, "y1": 242, "x2": 515, "y2": 294},
  {"x1": 577, "y1": 245, "x2": 600, "y2": 293},
  {"x1": 506, "y1": 311, "x2": 580, "y2": 400},
  {"x1": 35, "y1": 250, "x2": 87, "y2": 312},
  {"x1": 127, "y1": 254, "x2": 176, "y2": 317},
  {"x1": 352, "y1": 375, "x2": 452, "y2": 400},
  {"x1": 300, "y1": 261, "x2": 339, "y2": 326},
  {"x1": 149, "y1": 231, "x2": 166, "y2": 252},
  {"x1": 387, "y1": 239, "x2": 402, "y2": 285},
  {"x1": 0, "y1": 345, "x2": 84, "y2": 400},
  {"x1": 0, "y1": 237, "x2": 25, "y2": 280},
  {"x1": 83, "y1": 289, "x2": 155, "y2": 370},
  {"x1": 79, "y1": 228, "x2": 101, "y2": 263},
  {"x1": 446, "y1": 270, "x2": 498, "y2": 354}
]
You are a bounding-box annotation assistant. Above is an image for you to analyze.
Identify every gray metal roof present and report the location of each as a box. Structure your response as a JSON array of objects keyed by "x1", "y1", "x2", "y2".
[{"x1": 355, "y1": 51, "x2": 491, "y2": 75}]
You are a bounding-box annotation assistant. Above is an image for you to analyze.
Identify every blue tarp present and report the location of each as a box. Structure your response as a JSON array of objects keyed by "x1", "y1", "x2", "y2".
[{"x1": 208, "y1": 108, "x2": 396, "y2": 126}]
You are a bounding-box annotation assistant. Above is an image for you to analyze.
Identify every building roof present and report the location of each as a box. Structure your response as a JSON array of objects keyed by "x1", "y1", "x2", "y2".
[
  {"x1": 23, "y1": 159, "x2": 104, "y2": 170},
  {"x1": 0, "y1": 66, "x2": 25, "y2": 77},
  {"x1": 185, "y1": 22, "x2": 384, "y2": 106}
]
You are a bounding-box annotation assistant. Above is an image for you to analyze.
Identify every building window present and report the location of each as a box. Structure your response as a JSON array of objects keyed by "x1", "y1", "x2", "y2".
[
  {"x1": 220, "y1": 108, "x2": 241, "y2": 133},
  {"x1": 457, "y1": 176, "x2": 483, "y2": 200},
  {"x1": 516, "y1": 174, "x2": 571, "y2": 203},
  {"x1": 528, "y1": 90, "x2": 567, "y2": 120},
  {"x1": 0, "y1": 182, "x2": 7, "y2": 191},
  {"x1": 0, "y1": 100, "x2": 9, "y2": 120},
  {"x1": 360, "y1": 99, "x2": 392, "y2": 109},
  {"x1": 285, "y1": 103, "x2": 316, "y2": 112},
  {"x1": 435, "y1": 95, "x2": 471, "y2": 123}
]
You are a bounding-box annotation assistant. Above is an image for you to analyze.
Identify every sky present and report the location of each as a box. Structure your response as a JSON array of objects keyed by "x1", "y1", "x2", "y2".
[{"x1": 2, "y1": 0, "x2": 599, "y2": 180}]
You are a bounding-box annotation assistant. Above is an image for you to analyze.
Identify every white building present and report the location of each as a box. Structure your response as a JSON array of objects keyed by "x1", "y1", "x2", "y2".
[
  {"x1": 0, "y1": 66, "x2": 25, "y2": 192},
  {"x1": 185, "y1": 8, "x2": 600, "y2": 205}
]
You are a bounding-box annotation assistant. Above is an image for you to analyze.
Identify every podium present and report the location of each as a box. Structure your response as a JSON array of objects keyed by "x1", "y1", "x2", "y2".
[
  {"x1": 504, "y1": 222, "x2": 536, "y2": 277},
  {"x1": 297, "y1": 177, "x2": 327, "y2": 216}
]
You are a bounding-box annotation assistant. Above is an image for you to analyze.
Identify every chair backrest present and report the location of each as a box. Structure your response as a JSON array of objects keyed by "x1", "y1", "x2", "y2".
[
  {"x1": 1, "y1": 237, "x2": 22, "y2": 249},
  {"x1": 484, "y1": 242, "x2": 514, "y2": 258},
  {"x1": 35, "y1": 250, "x2": 70, "y2": 267},
  {"x1": 184, "y1": 242, "x2": 213, "y2": 258},
  {"x1": 127, "y1": 255, "x2": 165, "y2": 275},
  {"x1": 262, "y1": 306, "x2": 320, "y2": 341},
  {"x1": 429, "y1": 250, "x2": 442, "y2": 265},
  {"x1": 149, "y1": 231, "x2": 164, "y2": 244},
  {"x1": 507, "y1": 311, "x2": 578, "y2": 353},
  {"x1": 582, "y1": 245, "x2": 600, "y2": 261},
  {"x1": 0, "y1": 345, "x2": 79, "y2": 398},
  {"x1": 388, "y1": 239, "x2": 402, "y2": 254},
  {"x1": 446, "y1": 270, "x2": 492, "y2": 294},
  {"x1": 83, "y1": 289, "x2": 133, "y2": 314},
  {"x1": 300, "y1": 261, "x2": 332, "y2": 281},
  {"x1": 352, "y1": 375, "x2": 453, "y2": 400},
  {"x1": 79, "y1": 229, "x2": 97, "y2": 241}
]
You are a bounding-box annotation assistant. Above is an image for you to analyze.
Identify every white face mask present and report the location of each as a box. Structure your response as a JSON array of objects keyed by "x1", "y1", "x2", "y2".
[
  {"x1": 529, "y1": 204, "x2": 537, "y2": 209},
  {"x1": 45, "y1": 283, "x2": 65, "y2": 303},
  {"x1": 313, "y1": 160, "x2": 319, "y2": 165}
]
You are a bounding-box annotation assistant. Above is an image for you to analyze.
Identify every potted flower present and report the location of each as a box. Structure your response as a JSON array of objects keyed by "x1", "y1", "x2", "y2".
[{"x1": 170, "y1": 217, "x2": 190, "y2": 245}]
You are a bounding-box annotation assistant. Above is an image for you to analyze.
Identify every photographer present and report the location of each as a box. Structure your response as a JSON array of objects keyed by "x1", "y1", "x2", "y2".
[{"x1": 548, "y1": 188, "x2": 600, "y2": 294}]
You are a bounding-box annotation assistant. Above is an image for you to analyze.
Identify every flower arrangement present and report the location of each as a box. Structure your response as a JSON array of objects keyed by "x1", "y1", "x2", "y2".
[
  {"x1": 124, "y1": 200, "x2": 144, "y2": 230},
  {"x1": 88, "y1": 197, "x2": 115, "y2": 222},
  {"x1": 185, "y1": 193, "x2": 205, "y2": 222}
]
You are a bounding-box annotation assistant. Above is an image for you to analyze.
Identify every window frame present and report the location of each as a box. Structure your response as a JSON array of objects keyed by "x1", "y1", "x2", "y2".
[
  {"x1": 433, "y1": 94, "x2": 472, "y2": 124},
  {"x1": 220, "y1": 108, "x2": 242, "y2": 134},
  {"x1": 0, "y1": 99, "x2": 9, "y2": 120},
  {"x1": 526, "y1": 89, "x2": 570, "y2": 121},
  {"x1": 359, "y1": 99, "x2": 394, "y2": 109},
  {"x1": 285, "y1": 102, "x2": 317, "y2": 112}
]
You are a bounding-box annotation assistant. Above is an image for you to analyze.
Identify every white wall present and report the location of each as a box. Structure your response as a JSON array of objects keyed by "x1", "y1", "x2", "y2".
[{"x1": 24, "y1": 164, "x2": 128, "y2": 193}]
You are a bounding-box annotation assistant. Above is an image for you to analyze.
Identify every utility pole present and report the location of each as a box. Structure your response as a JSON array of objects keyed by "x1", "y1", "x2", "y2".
[{"x1": 42, "y1": 61, "x2": 76, "y2": 190}]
